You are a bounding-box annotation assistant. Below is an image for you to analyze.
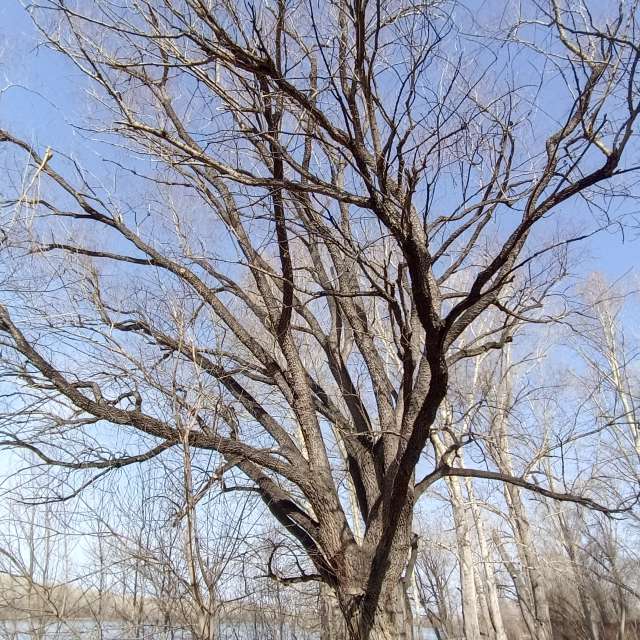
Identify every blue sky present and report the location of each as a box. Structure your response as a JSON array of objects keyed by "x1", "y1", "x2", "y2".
[
  {"x1": 2, "y1": 0, "x2": 637, "y2": 281},
  {"x1": 1, "y1": 2, "x2": 82, "y2": 146}
]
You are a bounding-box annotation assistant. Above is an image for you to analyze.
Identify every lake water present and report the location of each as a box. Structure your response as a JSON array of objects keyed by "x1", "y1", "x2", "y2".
[{"x1": 0, "y1": 619, "x2": 438, "y2": 639}]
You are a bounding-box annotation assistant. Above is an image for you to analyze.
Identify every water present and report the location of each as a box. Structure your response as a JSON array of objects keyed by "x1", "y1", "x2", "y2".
[
  {"x1": 0, "y1": 619, "x2": 438, "y2": 639},
  {"x1": 0, "y1": 620, "x2": 305, "y2": 640}
]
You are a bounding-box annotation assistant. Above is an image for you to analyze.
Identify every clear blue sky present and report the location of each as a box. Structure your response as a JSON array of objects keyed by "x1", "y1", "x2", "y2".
[{"x1": 1, "y1": 0, "x2": 638, "y2": 280}]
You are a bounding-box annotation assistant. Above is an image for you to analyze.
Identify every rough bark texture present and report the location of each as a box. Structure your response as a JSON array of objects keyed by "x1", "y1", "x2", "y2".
[
  {"x1": 342, "y1": 583, "x2": 414, "y2": 640},
  {"x1": 336, "y1": 506, "x2": 416, "y2": 640}
]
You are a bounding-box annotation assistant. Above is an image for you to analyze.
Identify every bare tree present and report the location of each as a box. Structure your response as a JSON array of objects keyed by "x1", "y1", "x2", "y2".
[
  {"x1": 414, "y1": 529, "x2": 458, "y2": 639},
  {"x1": 571, "y1": 274, "x2": 640, "y2": 491},
  {"x1": 480, "y1": 346, "x2": 554, "y2": 640},
  {"x1": 535, "y1": 276, "x2": 640, "y2": 640},
  {"x1": 1, "y1": 1, "x2": 639, "y2": 637},
  {"x1": 0, "y1": 467, "x2": 82, "y2": 639}
]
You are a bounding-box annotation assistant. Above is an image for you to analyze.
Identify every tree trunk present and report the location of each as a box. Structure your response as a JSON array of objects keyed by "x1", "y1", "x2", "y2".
[
  {"x1": 336, "y1": 513, "x2": 416, "y2": 640},
  {"x1": 507, "y1": 487, "x2": 552, "y2": 640},
  {"x1": 493, "y1": 531, "x2": 539, "y2": 639},
  {"x1": 341, "y1": 582, "x2": 415, "y2": 640},
  {"x1": 465, "y1": 477, "x2": 508, "y2": 640},
  {"x1": 488, "y1": 358, "x2": 552, "y2": 640},
  {"x1": 432, "y1": 433, "x2": 481, "y2": 640},
  {"x1": 320, "y1": 582, "x2": 345, "y2": 640},
  {"x1": 555, "y1": 512, "x2": 598, "y2": 640},
  {"x1": 445, "y1": 477, "x2": 481, "y2": 640}
]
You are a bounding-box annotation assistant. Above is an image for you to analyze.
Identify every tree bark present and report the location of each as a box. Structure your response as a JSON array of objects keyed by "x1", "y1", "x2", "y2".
[
  {"x1": 448, "y1": 475, "x2": 481, "y2": 640},
  {"x1": 554, "y1": 510, "x2": 599, "y2": 640},
  {"x1": 465, "y1": 478, "x2": 508, "y2": 640},
  {"x1": 503, "y1": 483, "x2": 552, "y2": 640},
  {"x1": 341, "y1": 582, "x2": 415, "y2": 640},
  {"x1": 335, "y1": 512, "x2": 416, "y2": 640},
  {"x1": 432, "y1": 434, "x2": 481, "y2": 640}
]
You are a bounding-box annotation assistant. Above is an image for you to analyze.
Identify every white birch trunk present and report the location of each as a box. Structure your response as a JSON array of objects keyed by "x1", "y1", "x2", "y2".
[{"x1": 465, "y1": 478, "x2": 508, "y2": 640}]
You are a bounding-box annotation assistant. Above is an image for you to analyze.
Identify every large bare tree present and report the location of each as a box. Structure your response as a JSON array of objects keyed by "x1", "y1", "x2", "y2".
[{"x1": 1, "y1": 1, "x2": 639, "y2": 637}]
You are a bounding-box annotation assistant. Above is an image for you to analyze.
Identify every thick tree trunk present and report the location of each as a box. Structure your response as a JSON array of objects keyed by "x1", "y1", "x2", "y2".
[
  {"x1": 341, "y1": 582, "x2": 414, "y2": 640},
  {"x1": 335, "y1": 510, "x2": 417, "y2": 640}
]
